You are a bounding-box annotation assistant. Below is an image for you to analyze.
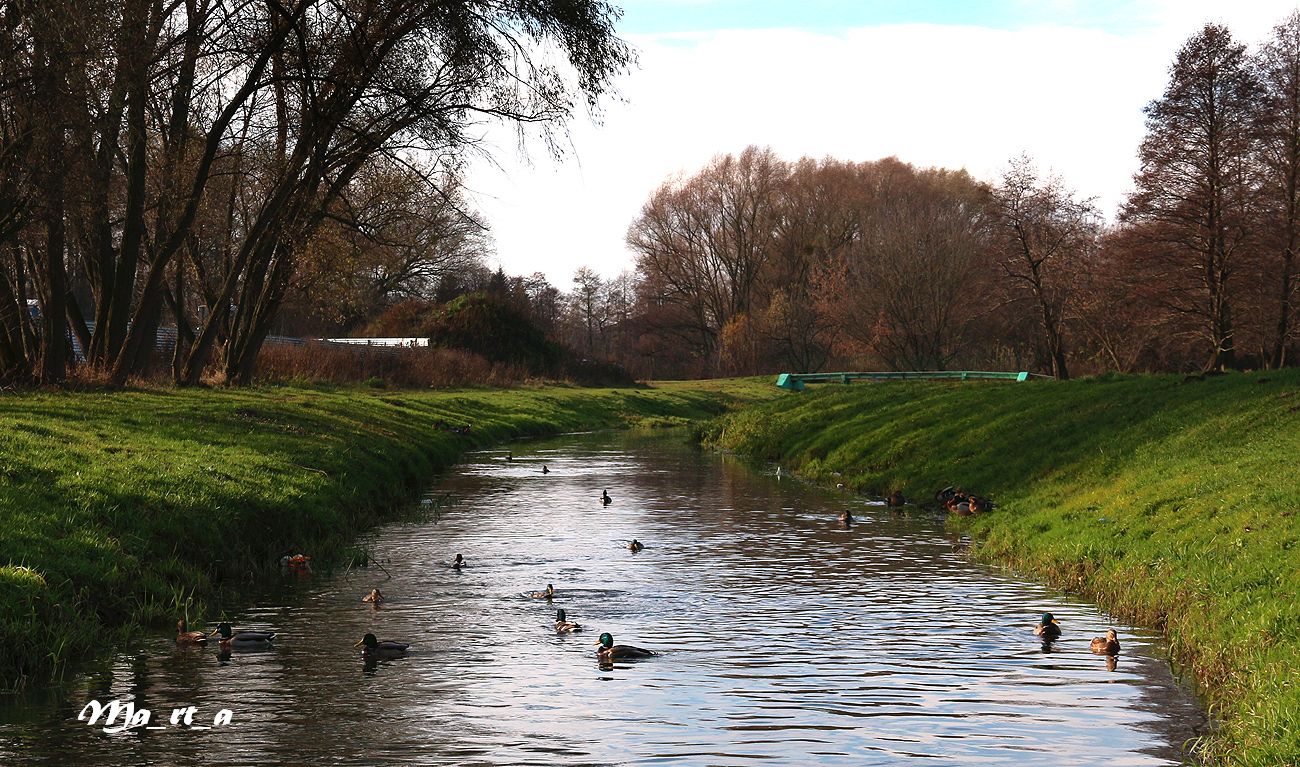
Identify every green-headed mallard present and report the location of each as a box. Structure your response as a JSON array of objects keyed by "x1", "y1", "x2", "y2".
[
  {"x1": 362, "y1": 588, "x2": 385, "y2": 604},
  {"x1": 1090, "y1": 628, "x2": 1121, "y2": 656},
  {"x1": 595, "y1": 632, "x2": 654, "y2": 660},
  {"x1": 628, "y1": 539, "x2": 644, "y2": 552},
  {"x1": 355, "y1": 633, "x2": 409, "y2": 658},
  {"x1": 176, "y1": 618, "x2": 207, "y2": 645},
  {"x1": 528, "y1": 583, "x2": 555, "y2": 600},
  {"x1": 1033, "y1": 612, "x2": 1061, "y2": 641},
  {"x1": 555, "y1": 609, "x2": 582, "y2": 634},
  {"x1": 210, "y1": 622, "x2": 276, "y2": 648}
]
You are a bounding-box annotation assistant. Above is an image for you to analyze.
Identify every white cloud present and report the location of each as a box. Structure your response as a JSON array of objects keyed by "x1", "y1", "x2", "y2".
[{"x1": 463, "y1": 4, "x2": 1300, "y2": 284}]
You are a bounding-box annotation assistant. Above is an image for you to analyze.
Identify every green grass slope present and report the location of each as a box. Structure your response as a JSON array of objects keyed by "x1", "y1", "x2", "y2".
[
  {"x1": 708, "y1": 370, "x2": 1300, "y2": 765},
  {"x1": 0, "y1": 379, "x2": 774, "y2": 690}
]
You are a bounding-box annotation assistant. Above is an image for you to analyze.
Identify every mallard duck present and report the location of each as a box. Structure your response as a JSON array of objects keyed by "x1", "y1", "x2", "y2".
[
  {"x1": 628, "y1": 539, "x2": 644, "y2": 552},
  {"x1": 838, "y1": 510, "x2": 853, "y2": 527},
  {"x1": 452, "y1": 553, "x2": 465, "y2": 570},
  {"x1": 542, "y1": 465, "x2": 550, "y2": 474},
  {"x1": 1033, "y1": 613, "x2": 1061, "y2": 641},
  {"x1": 555, "y1": 609, "x2": 583, "y2": 633},
  {"x1": 601, "y1": 489, "x2": 612, "y2": 506},
  {"x1": 596, "y1": 632, "x2": 654, "y2": 660},
  {"x1": 210, "y1": 622, "x2": 276, "y2": 648},
  {"x1": 1090, "y1": 628, "x2": 1121, "y2": 656},
  {"x1": 969, "y1": 495, "x2": 993, "y2": 514},
  {"x1": 362, "y1": 588, "x2": 385, "y2": 604},
  {"x1": 528, "y1": 583, "x2": 555, "y2": 599},
  {"x1": 887, "y1": 490, "x2": 906, "y2": 507},
  {"x1": 506, "y1": 451, "x2": 512, "y2": 461},
  {"x1": 355, "y1": 633, "x2": 409, "y2": 658},
  {"x1": 176, "y1": 618, "x2": 207, "y2": 645}
]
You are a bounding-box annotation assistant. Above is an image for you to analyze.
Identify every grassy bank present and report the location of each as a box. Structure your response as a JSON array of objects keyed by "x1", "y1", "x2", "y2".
[
  {"x1": 707, "y1": 370, "x2": 1300, "y2": 765},
  {"x1": 0, "y1": 379, "x2": 774, "y2": 690}
]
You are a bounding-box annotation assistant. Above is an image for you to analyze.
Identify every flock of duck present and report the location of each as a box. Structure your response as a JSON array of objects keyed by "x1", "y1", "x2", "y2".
[
  {"x1": 174, "y1": 460, "x2": 654, "y2": 665},
  {"x1": 175, "y1": 459, "x2": 1123, "y2": 669},
  {"x1": 835, "y1": 480, "x2": 1123, "y2": 663},
  {"x1": 1035, "y1": 612, "x2": 1123, "y2": 668},
  {"x1": 517, "y1": 480, "x2": 656, "y2": 662}
]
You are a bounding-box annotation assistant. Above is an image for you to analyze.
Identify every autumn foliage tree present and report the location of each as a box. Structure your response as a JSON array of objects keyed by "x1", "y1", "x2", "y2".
[
  {"x1": 989, "y1": 156, "x2": 1100, "y2": 380},
  {"x1": 1123, "y1": 24, "x2": 1261, "y2": 372},
  {"x1": 1254, "y1": 11, "x2": 1300, "y2": 367}
]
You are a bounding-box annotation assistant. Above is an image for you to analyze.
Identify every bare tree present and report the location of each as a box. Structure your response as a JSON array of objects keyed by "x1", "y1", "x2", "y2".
[
  {"x1": 990, "y1": 155, "x2": 1100, "y2": 379},
  {"x1": 812, "y1": 161, "x2": 990, "y2": 371},
  {"x1": 0, "y1": 0, "x2": 631, "y2": 386},
  {"x1": 569, "y1": 265, "x2": 606, "y2": 356},
  {"x1": 628, "y1": 146, "x2": 786, "y2": 372},
  {"x1": 1124, "y1": 23, "x2": 1261, "y2": 371},
  {"x1": 1255, "y1": 11, "x2": 1300, "y2": 367}
]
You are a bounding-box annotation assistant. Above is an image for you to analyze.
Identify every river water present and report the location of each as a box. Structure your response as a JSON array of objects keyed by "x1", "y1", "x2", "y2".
[{"x1": 0, "y1": 431, "x2": 1205, "y2": 765}]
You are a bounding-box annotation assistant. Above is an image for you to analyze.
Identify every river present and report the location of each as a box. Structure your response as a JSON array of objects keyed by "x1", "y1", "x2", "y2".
[{"x1": 0, "y1": 430, "x2": 1205, "y2": 765}]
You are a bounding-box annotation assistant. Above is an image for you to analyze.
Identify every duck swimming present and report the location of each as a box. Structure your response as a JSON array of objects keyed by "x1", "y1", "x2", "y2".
[
  {"x1": 595, "y1": 632, "x2": 655, "y2": 660},
  {"x1": 1090, "y1": 628, "x2": 1121, "y2": 656},
  {"x1": 542, "y1": 465, "x2": 550, "y2": 474},
  {"x1": 355, "y1": 633, "x2": 409, "y2": 658},
  {"x1": 1033, "y1": 613, "x2": 1061, "y2": 641},
  {"x1": 887, "y1": 490, "x2": 906, "y2": 508},
  {"x1": 176, "y1": 618, "x2": 207, "y2": 645},
  {"x1": 210, "y1": 622, "x2": 276, "y2": 648},
  {"x1": 555, "y1": 609, "x2": 583, "y2": 633},
  {"x1": 452, "y1": 553, "x2": 465, "y2": 570},
  {"x1": 628, "y1": 539, "x2": 644, "y2": 552},
  {"x1": 362, "y1": 588, "x2": 385, "y2": 604},
  {"x1": 529, "y1": 583, "x2": 555, "y2": 600},
  {"x1": 601, "y1": 489, "x2": 612, "y2": 506},
  {"x1": 838, "y1": 510, "x2": 853, "y2": 527}
]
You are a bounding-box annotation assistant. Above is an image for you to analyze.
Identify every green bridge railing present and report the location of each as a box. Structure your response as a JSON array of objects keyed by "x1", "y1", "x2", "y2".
[{"x1": 774, "y1": 370, "x2": 1038, "y2": 391}]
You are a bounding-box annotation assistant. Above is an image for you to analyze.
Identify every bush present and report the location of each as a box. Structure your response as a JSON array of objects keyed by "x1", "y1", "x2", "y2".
[{"x1": 255, "y1": 342, "x2": 524, "y2": 387}]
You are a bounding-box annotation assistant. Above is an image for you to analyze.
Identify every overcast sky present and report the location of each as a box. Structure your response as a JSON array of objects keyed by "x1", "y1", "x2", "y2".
[{"x1": 461, "y1": 0, "x2": 1297, "y2": 285}]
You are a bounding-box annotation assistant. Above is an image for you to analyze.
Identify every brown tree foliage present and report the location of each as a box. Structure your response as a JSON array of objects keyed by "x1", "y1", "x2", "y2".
[
  {"x1": 0, "y1": 0, "x2": 631, "y2": 386},
  {"x1": 1123, "y1": 23, "x2": 1260, "y2": 372}
]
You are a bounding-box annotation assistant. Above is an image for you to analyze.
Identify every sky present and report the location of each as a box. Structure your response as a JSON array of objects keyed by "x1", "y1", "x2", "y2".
[{"x1": 461, "y1": 0, "x2": 1298, "y2": 285}]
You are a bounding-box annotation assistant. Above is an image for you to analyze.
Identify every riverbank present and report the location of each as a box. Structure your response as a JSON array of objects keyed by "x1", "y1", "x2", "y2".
[
  {"x1": 707, "y1": 370, "x2": 1300, "y2": 766},
  {"x1": 0, "y1": 379, "x2": 774, "y2": 690}
]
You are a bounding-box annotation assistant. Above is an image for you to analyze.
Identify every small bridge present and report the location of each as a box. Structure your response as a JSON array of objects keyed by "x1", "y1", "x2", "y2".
[{"x1": 775, "y1": 370, "x2": 1037, "y2": 391}]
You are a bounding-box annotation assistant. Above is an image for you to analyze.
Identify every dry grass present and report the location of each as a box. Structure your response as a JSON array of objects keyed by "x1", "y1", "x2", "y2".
[{"x1": 254, "y1": 342, "x2": 530, "y2": 388}]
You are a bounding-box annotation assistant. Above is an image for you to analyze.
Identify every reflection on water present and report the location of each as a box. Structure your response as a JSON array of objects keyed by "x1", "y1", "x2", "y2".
[{"x1": 0, "y1": 431, "x2": 1205, "y2": 765}]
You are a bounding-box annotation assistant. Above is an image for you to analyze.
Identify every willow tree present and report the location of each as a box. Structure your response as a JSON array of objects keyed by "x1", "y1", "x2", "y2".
[
  {"x1": 0, "y1": 0, "x2": 631, "y2": 386},
  {"x1": 1124, "y1": 24, "x2": 1260, "y2": 371}
]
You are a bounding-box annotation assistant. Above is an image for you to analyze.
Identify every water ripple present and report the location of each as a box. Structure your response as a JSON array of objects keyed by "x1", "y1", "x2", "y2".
[{"x1": 0, "y1": 432, "x2": 1204, "y2": 766}]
